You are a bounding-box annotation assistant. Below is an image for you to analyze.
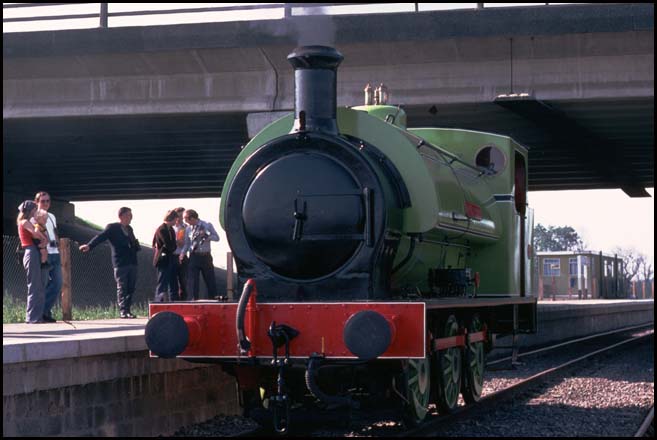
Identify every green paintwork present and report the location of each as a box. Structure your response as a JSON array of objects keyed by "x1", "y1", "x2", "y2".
[
  {"x1": 351, "y1": 105, "x2": 407, "y2": 129},
  {"x1": 388, "y1": 126, "x2": 529, "y2": 296}
]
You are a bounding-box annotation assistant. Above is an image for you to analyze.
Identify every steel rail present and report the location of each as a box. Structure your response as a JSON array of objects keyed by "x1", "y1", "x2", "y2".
[
  {"x1": 634, "y1": 406, "x2": 654, "y2": 437},
  {"x1": 488, "y1": 323, "x2": 653, "y2": 366}
]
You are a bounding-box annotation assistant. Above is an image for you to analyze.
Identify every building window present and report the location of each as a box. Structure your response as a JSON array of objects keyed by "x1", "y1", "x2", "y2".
[
  {"x1": 605, "y1": 260, "x2": 614, "y2": 277},
  {"x1": 543, "y1": 258, "x2": 560, "y2": 277},
  {"x1": 569, "y1": 258, "x2": 578, "y2": 276}
]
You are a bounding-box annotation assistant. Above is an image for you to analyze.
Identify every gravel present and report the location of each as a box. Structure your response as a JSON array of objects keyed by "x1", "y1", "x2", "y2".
[
  {"x1": 437, "y1": 335, "x2": 654, "y2": 437},
  {"x1": 171, "y1": 415, "x2": 259, "y2": 437},
  {"x1": 482, "y1": 328, "x2": 653, "y2": 396}
]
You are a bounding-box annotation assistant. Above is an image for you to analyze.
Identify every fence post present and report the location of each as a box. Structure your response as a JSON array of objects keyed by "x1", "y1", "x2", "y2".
[
  {"x1": 100, "y1": 3, "x2": 108, "y2": 28},
  {"x1": 60, "y1": 238, "x2": 72, "y2": 320},
  {"x1": 591, "y1": 277, "x2": 596, "y2": 299},
  {"x1": 538, "y1": 265, "x2": 543, "y2": 300}
]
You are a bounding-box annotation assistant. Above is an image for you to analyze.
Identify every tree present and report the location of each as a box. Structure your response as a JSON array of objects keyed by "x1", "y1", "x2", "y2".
[
  {"x1": 533, "y1": 224, "x2": 586, "y2": 252},
  {"x1": 612, "y1": 247, "x2": 643, "y2": 283},
  {"x1": 641, "y1": 258, "x2": 654, "y2": 280}
]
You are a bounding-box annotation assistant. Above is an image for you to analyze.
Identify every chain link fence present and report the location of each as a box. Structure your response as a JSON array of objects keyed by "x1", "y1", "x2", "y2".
[
  {"x1": 4, "y1": 235, "x2": 155, "y2": 308},
  {"x1": 4, "y1": 235, "x2": 221, "y2": 310}
]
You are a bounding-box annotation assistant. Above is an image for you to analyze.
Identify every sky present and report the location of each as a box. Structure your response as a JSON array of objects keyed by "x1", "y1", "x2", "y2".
[
  {"x1": 527, "y1": 188, "x2": 654, "y2": 260},
  {"x1": 74, "y1": 198, "x2": 233, "y2": 269},
  {"x1": 8, "y1": 3, "x2": 655, "y2": 266}
]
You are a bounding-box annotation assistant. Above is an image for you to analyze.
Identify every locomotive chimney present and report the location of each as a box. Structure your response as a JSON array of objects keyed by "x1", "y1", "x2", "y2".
[{"x1": 287, "y1": 45, "x2": 344, "y2": 135}]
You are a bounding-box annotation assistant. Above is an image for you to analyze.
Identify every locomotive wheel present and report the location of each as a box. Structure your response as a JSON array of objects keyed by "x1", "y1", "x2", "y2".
[
  {"x1": 461, "y1": 314, "x2": 485, "y2": 404},
  {"x1": 400, "y1": 356, "x2": 431, "y2": 426},
  {"x1": 435, "y1": 315, "x2": 462, "y2": 413}
]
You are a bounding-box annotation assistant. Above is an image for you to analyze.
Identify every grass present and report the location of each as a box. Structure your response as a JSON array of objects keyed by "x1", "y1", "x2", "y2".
[{"x1": 3, "y1": 292, "x2": 149, "y2": 323}]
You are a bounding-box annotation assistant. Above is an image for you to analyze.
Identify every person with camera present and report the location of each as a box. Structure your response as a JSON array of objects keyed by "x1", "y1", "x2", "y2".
[
  {"x1": 79, "y1": 207, "x2": 141, "y2": 319},
  {"x1": 17, "y1": 200, "x2": 49, "y2": 323},
  {"x1": 180, "y1": 209, "x2": 219, "y2": 300},
  {"x1": 152, "y1": 210, "x2": 178, "y2": 302},
  {"x1": 34, "y1": 191, "x2": 63, "y2": 323}
]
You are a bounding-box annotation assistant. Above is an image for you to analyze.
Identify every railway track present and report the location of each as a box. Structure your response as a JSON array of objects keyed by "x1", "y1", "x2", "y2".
[
  {"x1": 186, "y1": 324, "x2": 654, "y2": 437},
  {"x1": 402, "y1": 326, "x2": 653, "y2": 437}
]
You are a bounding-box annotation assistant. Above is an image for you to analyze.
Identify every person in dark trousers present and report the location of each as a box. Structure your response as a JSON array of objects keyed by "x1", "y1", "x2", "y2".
[
  {"x1": 33, "y1": 191, "x2": 63, "y2": 323},
  {"x1": 172, "y1": 207, "x2": 189, "y2": 300},
  {"x1": 17, "y1": 200, "x2": 49, "y2": 323},
  {"x1": 79, "y1": 207, "x2": 141, "y2": 318},
  {"x1": 152, "y1": 210, "x2": 178, "y2": 302},
  {"x1": 180, "y1": 209, "x2": 219, "y2": 300}
]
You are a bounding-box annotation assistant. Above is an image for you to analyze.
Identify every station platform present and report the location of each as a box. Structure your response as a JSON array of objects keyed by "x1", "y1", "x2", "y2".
[
  {"x1": 495, "y1": 298, "x2": 654, "y2": 352},
  {"x1": 3, "y1": 318, "x2": 147, "y2": 365},
  {"x1": 2, "y1": 299, "x2": 654, "y2": 365},
  {"x1": 3, "y1": 299, "x2": 653, "y2": 437}
]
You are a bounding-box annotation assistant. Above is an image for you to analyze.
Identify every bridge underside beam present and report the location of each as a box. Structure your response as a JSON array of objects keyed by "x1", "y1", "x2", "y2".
[{"x1": 494, "y1": 95, "x2": 651, "y2": 198}]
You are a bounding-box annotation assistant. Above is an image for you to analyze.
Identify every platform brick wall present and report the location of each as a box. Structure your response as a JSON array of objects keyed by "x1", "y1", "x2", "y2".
[{"x1": 3, "y1": 351, "x2": 239, "y2": 437}]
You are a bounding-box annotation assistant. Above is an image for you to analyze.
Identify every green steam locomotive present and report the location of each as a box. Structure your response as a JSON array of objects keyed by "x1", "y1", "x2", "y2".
[{"x1": 146, "y1": 45, "x2": 537, "y2": 432}]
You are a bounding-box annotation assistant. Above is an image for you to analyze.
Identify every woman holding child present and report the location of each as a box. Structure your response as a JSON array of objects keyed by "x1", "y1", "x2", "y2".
[{"x1": 16, "y1": 200, "x2": 48, "y2": 323}]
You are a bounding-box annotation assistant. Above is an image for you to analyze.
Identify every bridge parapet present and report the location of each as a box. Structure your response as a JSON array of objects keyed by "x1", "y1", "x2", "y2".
[{"x1": 3, "y1": 4, "x2": 653, "y2": 118}]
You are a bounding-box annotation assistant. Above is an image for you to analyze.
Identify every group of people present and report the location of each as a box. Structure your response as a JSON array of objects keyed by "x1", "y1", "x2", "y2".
[
  {"x1": 16, "y1": 194, "x2": 221, "y2": 322},
  {"x1": 78, "y1": 206, "x2": 219, "y2": 319},
  {"x1": 149, "y1": 207, "x2": 220, "y2": 304},
  {"x1": 16, "y1": 192, "x2": 63, "y2": 324}
]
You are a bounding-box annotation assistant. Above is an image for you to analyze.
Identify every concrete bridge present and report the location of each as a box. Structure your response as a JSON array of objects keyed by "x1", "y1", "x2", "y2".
[{"x1": 3, "y1": 3, "x2": 654, "y2": 211}]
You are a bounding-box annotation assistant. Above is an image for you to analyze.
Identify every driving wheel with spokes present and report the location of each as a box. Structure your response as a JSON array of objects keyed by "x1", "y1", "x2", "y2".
[
  {"x1": 462, "y1": 314, "x2": 485, "y2": 404},
  {"x1": 435, "y1": 314, "x2": 462, "y2": 413},
  {"x1": 400, "y1": 356, "x2": 431, "y2": 427}
]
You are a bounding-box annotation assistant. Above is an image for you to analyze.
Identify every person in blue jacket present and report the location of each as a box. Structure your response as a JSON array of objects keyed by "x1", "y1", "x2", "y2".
[
  {"x1": 79, "y1": 207, "x2": 141, "y2": 318},
  {"x1": 179, "y1": 209, "x2": 219, "y2": 300}
]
